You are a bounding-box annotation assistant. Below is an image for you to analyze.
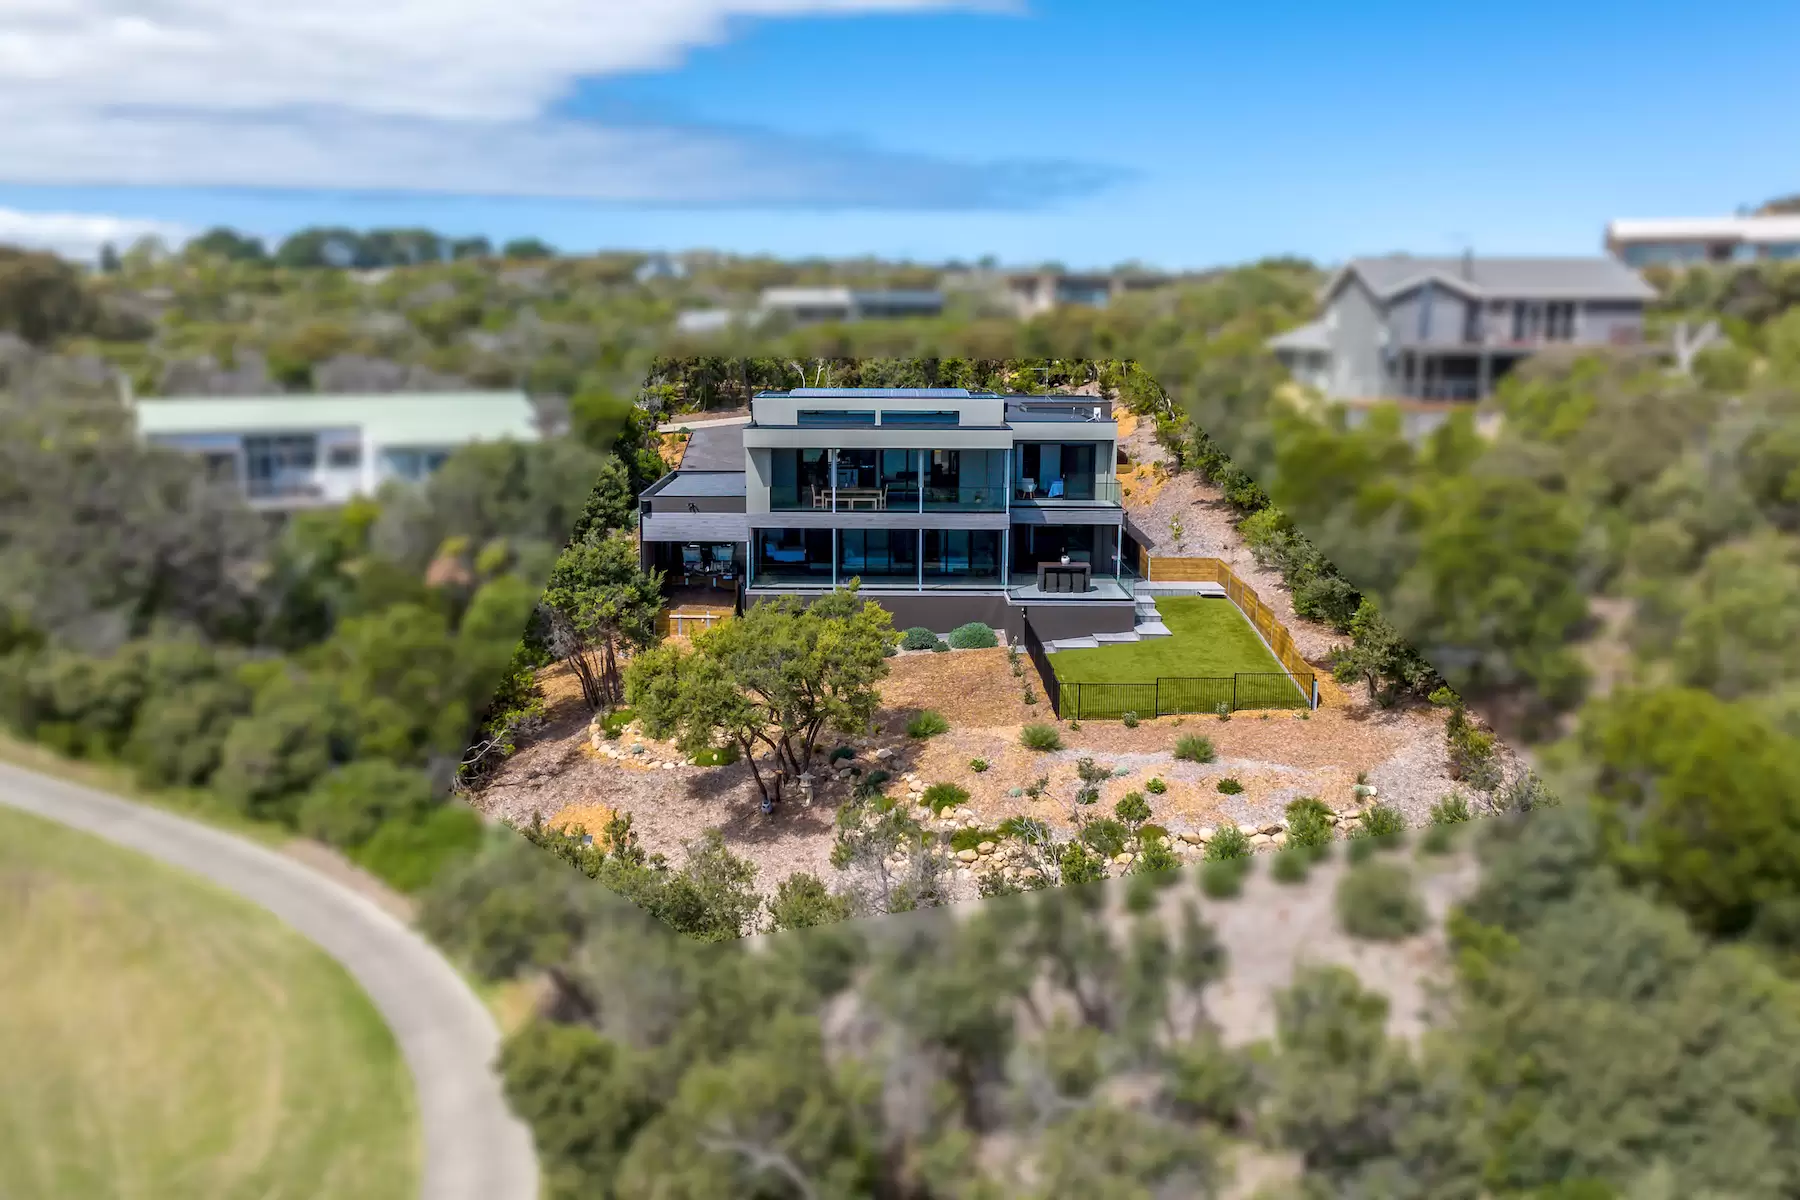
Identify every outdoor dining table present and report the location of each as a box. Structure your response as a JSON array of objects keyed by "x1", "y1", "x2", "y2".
[{"x1": 835, "y1": 487, "x2": 885, "y2": 510}]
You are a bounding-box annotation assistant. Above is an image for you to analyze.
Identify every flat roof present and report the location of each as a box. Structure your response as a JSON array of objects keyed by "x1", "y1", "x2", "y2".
[
  {"x1": 1607, "y1": 215, "x2": 1800, "y2": 243},
  {"x1": 652, "y1": 472, "x2": 747, "y2": 498},
  {"x1": 133, "y1": 392, "x2": 540, "y2": 445},
  {"x1": 677, "y1": 422, "x2": 747, "y2": 471}
]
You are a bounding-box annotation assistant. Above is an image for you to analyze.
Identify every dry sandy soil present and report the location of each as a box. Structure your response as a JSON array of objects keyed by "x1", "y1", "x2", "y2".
[{"x1": 474, "y1": 648, "x2": 1458, "y2": 901}]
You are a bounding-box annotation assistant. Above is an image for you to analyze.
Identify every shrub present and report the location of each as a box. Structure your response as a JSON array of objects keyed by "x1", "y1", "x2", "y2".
[
  {"x1": 969, "y1": 757, "x2": 989, "y2": 773},
  {"x1": 1021, "y1": 723, "x2": 1063, "y2": 751},
  {"x1": 1139, "y1": 822, "x2": 1169, "y2": 844},
  {"x1": 1429, "y1": 793, "x2": 1472, "y2": 824},
  {"x1": 1200, "y1": 858, "x2": 1249, "y2": 899},
  {"x1": 1349, "y1": 803, "x2": 1408, "y2": 844},
  {"x1": 1336, "y1": 861, "x2": 1428, "y2": 941},
  {"x1": 922, "y1": 782, "x2": 969, "y2": 815},
  {"x1": 930, "y1": 638, "x2": 950, "y2": 653},
  {"x1": 1216, "y1": 777, "x2": 1244, "y2": 795},
  {"x1": 1419, "y1": 823, "x2": 1457, "y2": 857},
  {"x1": 1081, "y1": 818, "x2": 1129, "y2": 858},
  {"x1": 900, "y1": 627, "x2": 940, "y2": 651},
  {"x1": 600, "y1": 707, "x2": 636, "y2": 739},
  {"x1": 351, "y1": 805, "x2": 486, "y2": 893},
  {"x1": 1124, "y1": 872, "x2": 1162, "y2": 913},
  {"x1": 1131, "y1": 839, "x2": 1182, "y2": 878},
  {"x1": 1203, "y1": 822, "x2": 1251, "y2": 861},
  {"x1": 829, "y1": 745, "x2": 855, "y2": 763},
  {"x1": 1174, "y1": 734, "x2": 1216, "y2": 763},
  {"x1": 1115, "y1": 791, "x2": 1152, "y2": 827},
  {"x1": 853, "y1": 768, "x2": 891, "y2": 800},
  {"x1": 1284, "y1": 796, "x2": 1335, "y2": 857},
  {"x1": 1214, "y1": 703, "x2": 1231, "y2": 721},
  {"x1": 946, "y1": 622, "x2": 998, "y2": 650},
  {"x1": 1068, "y1": 719, "x2": 1081, "y2": 732},
  {"x1": 906, "y1": 710, "x2": 950, "y2": 739},
  {"x1": 1060, "y1": 842, "x2": 1106, "y2": 886},
  {"x1": 950, "y1": 827, "x2": 1000, "y2": 852},
  {"x1": 1347, "y1": 836, "x2": 1380, "y2": 865},
  {"x1": 1271, "y1": 848, "x2": 1312, "y2": 885},
  {"x1": 768, "y1": 873, "x2": 852, "y2": 931},
  {"x1": 297, "y1": 761, "x2": 438, "y2": 850},
  {"x1": 1024, "y1": 776, "x2": 1050, "y2": 800},
  {"x1": 1122, "y1": 711, "x2": 1140, "y2": 729},
  {"x1": 691, "y1": 744, "x2": 741, "y2": 767},
  {"x1": 1023, "y1": 687, "x2": 1038, "y2": 706},
  {"x1": 1145, "y1": 777, "x2": 1167, "y2": 795}
]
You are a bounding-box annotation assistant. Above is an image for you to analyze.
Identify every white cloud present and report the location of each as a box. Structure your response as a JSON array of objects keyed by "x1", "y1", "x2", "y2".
[
  {"x1": 0, "y1": 0, "x2": 1086, "y2": 208},
  {"x1": 0, "y1": 205, "x2": 192, "y2": 261}
]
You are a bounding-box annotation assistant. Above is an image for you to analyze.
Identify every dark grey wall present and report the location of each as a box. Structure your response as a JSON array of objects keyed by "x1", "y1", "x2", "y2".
[
  {"x1": 644, "y1": 495, "x2": 746, "y2": 514},
  {"x1": 1009, "y1": 602, "x2": 1137, "y2": 640},
  {"x1": 742, "y1": 589, "x2": 1137, "y2": 640}
]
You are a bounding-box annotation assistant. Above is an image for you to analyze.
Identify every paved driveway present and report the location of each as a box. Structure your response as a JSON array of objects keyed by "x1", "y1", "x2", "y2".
[{"x1": 0, "y1": 760, "x2": 540, "y2": 1200}]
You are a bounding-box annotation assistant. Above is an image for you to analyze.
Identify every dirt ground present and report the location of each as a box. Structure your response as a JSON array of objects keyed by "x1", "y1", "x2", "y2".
[{"x1": 474, "y1": 647, "x2": 1457, "y2": 900}]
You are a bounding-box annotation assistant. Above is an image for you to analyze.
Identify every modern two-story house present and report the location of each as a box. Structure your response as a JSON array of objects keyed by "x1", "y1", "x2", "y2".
[
  {"x1": 1605, "y1": 215, "x2": 1800, "y2": 267},
  {"x1": 1268, "y1": 255, "x2": 1656, "y2": 403},
  {"x1": 637, "y1": 388, "x2": 1154, "y2": 640},
  {"x1": 133, "y1": 391, "x2": 542, "y2": 511}
]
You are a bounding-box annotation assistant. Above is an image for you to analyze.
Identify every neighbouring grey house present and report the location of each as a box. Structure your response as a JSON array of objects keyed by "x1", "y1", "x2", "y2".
[
  {"x1": 637, "y1": 387, "x2": 1166, "y2": 641},
  {"x1": 133, "y1": 391, "x2": 541, "y2": 511},
  {"x1": 1268, "y1": 254, "x2": 1656, "y2": 402},
  {"x1": 755, "y1": 287, "x2": 944, "y2": 325}
]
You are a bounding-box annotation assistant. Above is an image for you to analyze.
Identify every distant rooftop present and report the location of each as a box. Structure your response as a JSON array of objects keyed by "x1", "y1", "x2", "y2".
[
  {"x1": 770, "y1": 387, "x2": 997, "y2": 399},
  {"x1": 133, "y1": 391, "x2": 541, "y2": 445},
  {"x1": 1327, "y1": 255, "x2": 1655, "y2": 302},
  {"x1": 1607, "y1": 214, "x2": 1800, "y2": 244}
]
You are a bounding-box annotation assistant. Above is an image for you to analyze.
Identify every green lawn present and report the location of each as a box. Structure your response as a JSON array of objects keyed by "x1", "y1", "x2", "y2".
[
  {"x1": 0, "y1": 805, "x2": 420, "y2": 1200},
  {"x1": 1049, "y1": 597, "x2": 1303, "y2": 715}
]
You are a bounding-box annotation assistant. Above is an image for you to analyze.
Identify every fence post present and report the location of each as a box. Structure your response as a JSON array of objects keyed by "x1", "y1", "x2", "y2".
[
  {"x1": 1312, "y1": 676, "x2": 1320, "y2": 710},
  {"x1": 1231, "y1": 675, "x2": 1238, "y2": 712}
]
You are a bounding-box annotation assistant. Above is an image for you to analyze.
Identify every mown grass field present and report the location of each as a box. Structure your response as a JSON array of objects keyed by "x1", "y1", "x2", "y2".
[
  {"x1": 0, "y1": 804, "x2": 419, "y2": 1200},
  {"x1": 1050, "y1": 596, "x2": 1288, "y2": 684}
]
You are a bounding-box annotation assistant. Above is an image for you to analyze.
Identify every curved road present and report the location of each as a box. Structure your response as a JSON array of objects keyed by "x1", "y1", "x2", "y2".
[{"x1": 0, "y1": 760, "x2": 540, "y2": 1200}]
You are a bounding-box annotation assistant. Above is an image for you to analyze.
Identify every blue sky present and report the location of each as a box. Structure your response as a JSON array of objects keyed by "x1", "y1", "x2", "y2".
[{"x1": 2, "y1": 0, "x2": 1797, "y2": 267}]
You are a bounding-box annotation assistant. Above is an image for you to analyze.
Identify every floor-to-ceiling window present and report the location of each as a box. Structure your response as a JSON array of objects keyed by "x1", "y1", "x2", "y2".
[
  {"x1": 837, "y1": 529, "x2": 919, "y2": 585},
  {"x1": 923, "y1": 529, "x2": 1003, "y2": 587},
  {"x1": 923, "y1": 449, "x2": 1007, "y2": 511},
  {"x1": 753, "y1": 529, "x2": 833, "y2": 585},
  {"x1": 1015, "y1": 443, "x2": 1098, "y2": 500},
  {"x1": 770, "y1": 448, "x2": 831, "y2": 510},
  {"x1": 243, "y1": 434, "x2": 320, "y2": 498}
]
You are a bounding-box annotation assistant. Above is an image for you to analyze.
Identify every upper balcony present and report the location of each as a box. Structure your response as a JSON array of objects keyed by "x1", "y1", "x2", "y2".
[
  {"x1": 768, "y1": 447, "x2": 1008, "y2": 513},
  {"x1": 1011, "y1": 475, "x2": 1122, "y2": 506}
]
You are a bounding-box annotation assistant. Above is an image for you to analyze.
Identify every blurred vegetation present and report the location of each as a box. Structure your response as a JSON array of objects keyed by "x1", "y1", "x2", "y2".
[{"x1": 6, "y1": 229, "x2": 1800, "y2": 1195}]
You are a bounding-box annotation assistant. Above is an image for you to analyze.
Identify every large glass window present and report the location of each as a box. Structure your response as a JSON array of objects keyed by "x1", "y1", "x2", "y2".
[
  {"x1": 837, "y1": 529, "x2": 918, "y2": 585},
  {"x1": 244, "y1": 434, "x2": 319, "y2": 498},
  {"x1": 1015, "y1": 443, "x2": 1098, "y2": 500},
  {"x1": 770, "y1": 448, "x2": 832, "y2": 509},
  {"x1": 381, "y1": 446, "x2": 453, "y2": 482},
  {"x1": 754, "y1": 529, "x2": 833, "y2": 585},
  {"x1": 923, "y1": 449, "x2": 1007, "y2": 511},
  {"x1": 879, "y1": 410, "x2": 959, "y2": 427},
  {"x1": 797, "y1": 410, "x2": 875, "y2": 426},
  {"x1": 923, "y1": 529, "x2": 1002, "y2": 586}
]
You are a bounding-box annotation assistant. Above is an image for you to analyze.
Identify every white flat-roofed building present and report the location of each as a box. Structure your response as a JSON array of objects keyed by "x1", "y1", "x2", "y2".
[
  {"x1": 133, "y1": 391, "x2": 541, "y2": 510},
  {"x1": 1605, "y1": 215, "x2": 1800, "y2": 267}
]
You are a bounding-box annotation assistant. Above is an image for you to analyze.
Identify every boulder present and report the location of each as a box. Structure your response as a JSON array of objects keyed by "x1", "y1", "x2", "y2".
[
  {"x1": 1250, "y1": 833, "x2": 1274, "y2": 847},
  {"x1": 874, "y1": 747, "x2": 895, "y2": 761},
  {"x1": 977, "y1": 841, "x2": 996, "y2": 855},
  {"x1": 1113, "y1": 853, "x2": 1134, "y2": 866},
  {"x1": 1179, "y1": 831, "x2": 1202, "y2": 845},
  {"x1": 956, "y1": 848, "x2": 980, "y2": 863},
  {"x1": 1197, "y1": 826, "x2": 1215, "y2": 841}
]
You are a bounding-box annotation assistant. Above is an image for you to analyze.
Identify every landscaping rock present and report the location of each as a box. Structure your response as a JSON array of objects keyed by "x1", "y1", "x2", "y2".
[
  {"x1": 1197, "y1": 826, "x2": 1215, "y2": 841},
  {"x1": 874, "y1": 747, "x2": 894, "y2": 761},
  {"x1": 956, "y1": 848, "x2": 980, "y2": 863},
  {"x1": 1260, "y1": 823, "x2": 1282, "y2": 836},
  {"x1": 1113, "y1": 853, "x2": 1134, "y2": 866},
  {"x1": 1251, "y1": 833, "x2": 1274, "y2": 847},
  {"x1": 1179, "y1": 831, "x2": 1202, "y2": 845},
  {"x1": 977, "y1": 841, "x2": 996, "y2": 855}
]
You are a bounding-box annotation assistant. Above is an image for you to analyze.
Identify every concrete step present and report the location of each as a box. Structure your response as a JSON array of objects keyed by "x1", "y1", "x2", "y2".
[
  {"x1": 1046, "y1": 636, "x2": 1101, "y2": 652},
  {"x1": 1093, "y1": 631, "x2": 1141, "y2": 644},
  {"x1": 1133, "y1": 621, "x2": 1173, "y2": 638}
]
